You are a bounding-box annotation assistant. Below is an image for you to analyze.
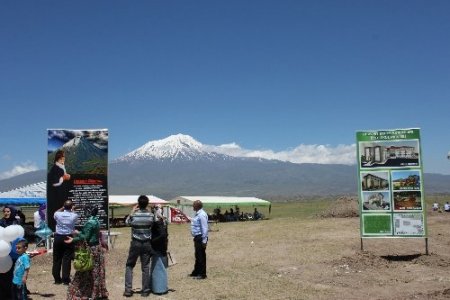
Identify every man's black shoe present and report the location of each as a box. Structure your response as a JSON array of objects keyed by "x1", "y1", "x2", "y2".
[
  {"x1": 62, "y1": 279, "x2": 71, "y2": 285},
  {"x1": 189, "y1": 273, "x2": 198, "y2": 277},
  {"x1": 141, "y1": 292, "x2": 150, "y2": 297},
  {"x1": 123, "y1": 291, "x2": 133, "y2": 297},
  {"x1": 194, "y1": 275, "x2": 207, "y2": 280},
  {"x1": 53, "y1": 281, "x2": 62, "y2": 285}
]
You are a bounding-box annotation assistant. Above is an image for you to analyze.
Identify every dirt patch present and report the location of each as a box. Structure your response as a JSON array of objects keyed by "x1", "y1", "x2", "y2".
[
  {"x1": 317, "y1": 196, "x2": 359, "y2": 218},
  {"x1": 333, "y1": 250, "x2": 450, "y2": 271},
  {"x1": 21, "y1": 208, "x2": 450, "y2": 300}
]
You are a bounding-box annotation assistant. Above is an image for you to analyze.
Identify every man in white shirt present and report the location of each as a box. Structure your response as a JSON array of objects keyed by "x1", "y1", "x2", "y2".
[
  {"x1": 52, "y1": 200, "x2": 78, "y2": 285},
  {"x1": 189, "y1": 200, "x2": 208, "y2": 280},
  {"x1": 444, "y1": 202, "x2": 450, "y2": 212}
]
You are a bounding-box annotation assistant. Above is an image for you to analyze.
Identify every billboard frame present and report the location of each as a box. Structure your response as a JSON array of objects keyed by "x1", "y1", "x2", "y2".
[{"x1": 356, "y1": 128, "x2": 428, "y2": 254}]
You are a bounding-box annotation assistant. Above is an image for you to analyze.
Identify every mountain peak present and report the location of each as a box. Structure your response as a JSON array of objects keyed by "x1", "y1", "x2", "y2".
[
  {"x1": 158, "y1": 134, "x2": 203, "y2": 150},
  {"x1": 63, "y1": 135, "x2": 84, "y2": 147},
  {"x1": 116, "y1": 134, "x2": 227, "y2": 162}
]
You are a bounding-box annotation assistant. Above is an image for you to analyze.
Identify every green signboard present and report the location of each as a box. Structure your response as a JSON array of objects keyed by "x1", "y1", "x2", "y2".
[
  {"x1": 362, "y1": 214, "x2": 392, "y2": 235},
  {"x1": 356, "y1": 128, "x2": 427, "y2": 238}
]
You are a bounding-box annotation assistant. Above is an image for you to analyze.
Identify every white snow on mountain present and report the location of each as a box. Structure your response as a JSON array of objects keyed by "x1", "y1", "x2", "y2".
[
  {"x1": 116, "y1": 134, "x2": 231, "y2": 162},
  {"x1": 0, "y1": 182, "x2": 46, "y2": 198},
  {"x1": 63, "y1": 135, "x2": 83, "y2": 147},
  {"x1": 115, "y1": 133, "x2": 356, "y2": 165}
]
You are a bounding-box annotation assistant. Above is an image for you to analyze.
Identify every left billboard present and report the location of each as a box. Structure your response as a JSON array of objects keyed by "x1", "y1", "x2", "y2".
[{"x1": 47, "y1": 129, "x2": 108, "y2": 230}]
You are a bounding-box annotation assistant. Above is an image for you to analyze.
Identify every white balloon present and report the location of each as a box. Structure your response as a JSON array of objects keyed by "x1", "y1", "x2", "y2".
[
  {"x1": 0, "y1": 240, "x2": 11, "y2": 258},
  {"x1": 3, "y1": 225, "x2": 24, "y2": 242},
  {"x1": 0, "y1": 255, "x2": 13, "y2": 273},
  {"x1": 15, "y1": 225, "x2": 25, "y2": 239}
]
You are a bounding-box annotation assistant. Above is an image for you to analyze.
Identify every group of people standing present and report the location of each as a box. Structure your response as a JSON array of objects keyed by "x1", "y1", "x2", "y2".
[
  {"x1": 0, "y1": 200, "x2": 108, "y2": 300},
  {"x1": 0, "y1": 206, "x2": 31, "y2": 300},
  {"x1": 52, "y1": 199, "x2": 109, "y2": 300},
  {"x1": 123, "y1": 195, "x2": 169, "y2": 297},
  {"x1": 124, "y1": 196, "x2": 209, "y2": 297},
  {"x1": 0, "y1": 194, "x2": 209, "y2": 299}
]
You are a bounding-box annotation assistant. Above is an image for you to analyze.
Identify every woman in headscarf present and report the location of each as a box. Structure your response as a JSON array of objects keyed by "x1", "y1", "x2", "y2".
[
  {"x1": 65, "y1": 207, "x2": 109, "y2": 300},
  {"x1": 0, "y1": 205, "x2": 20, "y2": 227},
  {"x1": 33, "y1": 203, "x2": 47, "y2": 229},
  {"x1": 33, "y1": 203, "x2": 48, "y2": 246},
  {"x1": 150, "y1": 207, "x2": 169, "y2": 295}
]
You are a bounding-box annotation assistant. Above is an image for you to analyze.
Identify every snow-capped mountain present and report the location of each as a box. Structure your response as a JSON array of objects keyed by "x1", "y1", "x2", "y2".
[
  {"x1": 108, "y1": 134, "x2": 358, "y2": 198},
  {"x1": 62, "y1": 136, "x2": 106, "y2": 160},
  {"x1": 48, "y1": 135, "x2": 108, "y2": 175},
  {"x1": 3, "y1": 134, "x2": 450, "y2": 199},
  {"x1": 116, "y1": 134, "x2": 232, "y2": 162}
]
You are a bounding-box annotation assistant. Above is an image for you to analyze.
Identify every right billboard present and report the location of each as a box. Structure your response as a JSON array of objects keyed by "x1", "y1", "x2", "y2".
[{"x1": 356, "y1": 128, "x2": 426, "y2": 237}]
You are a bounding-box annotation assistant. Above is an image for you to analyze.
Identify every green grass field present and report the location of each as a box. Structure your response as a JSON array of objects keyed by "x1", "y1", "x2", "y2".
[{"x1": 17, "y1": 193, "x2": 450, "y2": 224}]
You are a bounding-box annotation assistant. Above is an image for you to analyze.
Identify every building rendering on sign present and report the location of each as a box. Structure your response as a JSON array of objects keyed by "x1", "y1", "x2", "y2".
[
  {"x1": 364, "y1": 145, "x2": 384, "y2": 163},
  {"x1": 361, "y1": 143, "x2": 419, "y2": 167},
  {"x1": 361, "y1": 173, "x2": 389, "y2": 191},
  {"x1": 385, "y1": 146, "x2": 417, "y2": 159}
]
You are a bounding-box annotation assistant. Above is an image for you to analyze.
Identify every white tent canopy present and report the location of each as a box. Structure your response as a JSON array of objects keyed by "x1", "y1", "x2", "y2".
[
  {"x1": 170, "y1": 196, "x2": 271, "y2": 217},
  {"x1": 109, "y1": 195, "x2": 168, "y2": 206},
  {"x1": 108, "y1": 195, "x2": 169, "y2": 226},
  {"x1": 171, "y1": 196, "x2": 270, "y2": 207},
  {"x1": 0, "y1": 182, "x2": 46, "y2": 205}
]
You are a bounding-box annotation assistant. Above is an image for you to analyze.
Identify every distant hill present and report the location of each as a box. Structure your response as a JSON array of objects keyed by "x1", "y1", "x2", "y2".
[
  {"x1": 0, "y1": 170, "x2": 47, "y2": 192},
  {"x1": 109, "y1": 158, "x2": 358, "y2": 199},
  {"x1": 1, "y1": 134, "x2": 450, "y2": 199},
  {"x1": 110, "y1": 134, "x2": 357, "y2": 198}
]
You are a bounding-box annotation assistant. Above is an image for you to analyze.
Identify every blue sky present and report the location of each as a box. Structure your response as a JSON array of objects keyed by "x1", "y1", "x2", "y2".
[{"x1": 1, "y1": 0, "x2": 450, "y2": 179}]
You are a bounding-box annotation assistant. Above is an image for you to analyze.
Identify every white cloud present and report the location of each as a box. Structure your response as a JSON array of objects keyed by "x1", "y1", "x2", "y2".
[
  {"x1": 0, "y1": 162, "x2": 39, "y2": 180},
  {"x1": 205, "y1": 143, "x2": 356, "y2": 165}
]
